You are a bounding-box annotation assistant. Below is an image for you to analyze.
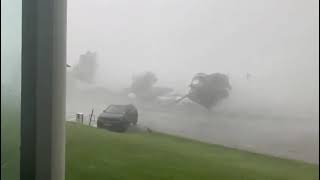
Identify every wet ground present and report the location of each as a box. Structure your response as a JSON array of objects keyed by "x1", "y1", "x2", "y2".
[
  {"x1": 138, "y1": 105, "x2": 319, "y2": 164},
  {"x1": 66, "y1": 90, "x2": 319, "y2": 164}
]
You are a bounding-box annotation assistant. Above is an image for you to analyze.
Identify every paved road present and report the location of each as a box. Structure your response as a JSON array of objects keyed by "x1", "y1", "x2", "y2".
[{"x1": 138, "y1": 105, "x2": 319, "y2": 164}]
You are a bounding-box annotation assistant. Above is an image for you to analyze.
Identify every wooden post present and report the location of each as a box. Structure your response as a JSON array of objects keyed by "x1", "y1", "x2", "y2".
[
  {"x1": 89, "y1": 109, "x2": 94, "y2": 126},
  {"x1": 81, "y1": 115, "x2": 83, "y2": 124}
]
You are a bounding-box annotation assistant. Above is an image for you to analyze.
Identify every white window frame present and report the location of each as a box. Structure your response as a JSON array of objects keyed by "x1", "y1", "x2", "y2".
[{"x1": 20, "y1": 0, "x2": 67, "y2": 179}]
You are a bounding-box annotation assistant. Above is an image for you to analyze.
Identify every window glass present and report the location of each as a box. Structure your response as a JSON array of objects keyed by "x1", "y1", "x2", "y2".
[{"x1": 1, "y1": 0, "x2": 22, "y2": 179}]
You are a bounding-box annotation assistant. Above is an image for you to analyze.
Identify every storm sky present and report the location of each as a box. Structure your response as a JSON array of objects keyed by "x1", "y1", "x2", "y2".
[{"x1": 67, "y1": 0, "x2": 319, "y2": 114}]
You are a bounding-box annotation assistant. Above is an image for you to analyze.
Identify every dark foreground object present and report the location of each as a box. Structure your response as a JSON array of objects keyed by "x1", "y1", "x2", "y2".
[
  {"x1": 97, "y1": 104, "x2": 138, "y2": 132},
  {"x1": 176, "y1": 73, "x2": 231, "y2": 109}
]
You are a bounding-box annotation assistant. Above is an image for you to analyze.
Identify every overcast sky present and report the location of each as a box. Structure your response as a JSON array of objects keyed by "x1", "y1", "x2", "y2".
[{"x1": 67, "y1": 0, "x2": 319, "y2": 113}]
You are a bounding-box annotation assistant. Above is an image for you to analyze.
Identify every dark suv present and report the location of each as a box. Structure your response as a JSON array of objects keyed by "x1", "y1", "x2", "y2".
[{"x1": 97, "y1": 104, "x2": 138, "y2": 132}]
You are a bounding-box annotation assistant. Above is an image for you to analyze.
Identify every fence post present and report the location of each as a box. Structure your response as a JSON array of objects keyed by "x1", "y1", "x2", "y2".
[
  {"x1": 89, "y1": 109, "x2": 94, "y2": 126},
  {"x1": 81, "y1": 115, "x2": 83, "y2": 124}
]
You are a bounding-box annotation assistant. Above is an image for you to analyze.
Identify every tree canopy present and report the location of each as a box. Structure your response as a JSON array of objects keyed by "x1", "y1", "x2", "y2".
[
  {"x1": 187, "y1": 73, "x2": 231, "y2": 109},
  {"x1": 72, "y1": 51, "x2": 97, "y2": 83}
]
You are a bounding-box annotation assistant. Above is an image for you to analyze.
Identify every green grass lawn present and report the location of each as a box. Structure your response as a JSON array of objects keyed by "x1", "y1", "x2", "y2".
[
  {"x1": 66, "y1": 122, "x2": 318, "y2": 180},
  {"x1": 1, "y1": 105, "x2": 20, "y2": 180}
]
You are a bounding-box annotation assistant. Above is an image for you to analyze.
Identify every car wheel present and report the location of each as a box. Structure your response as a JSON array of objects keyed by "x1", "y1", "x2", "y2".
[
  {"x1": 97, "y1": 121, "x2": 103, "y2": 128},
  {"x1": 114, "y1": 125, "x2": 126, "y2": 132}
]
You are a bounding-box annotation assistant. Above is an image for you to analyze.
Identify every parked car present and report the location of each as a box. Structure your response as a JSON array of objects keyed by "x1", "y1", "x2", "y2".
[{"x1": 97, "y1": 104, "x2": 138, "y2": 132}]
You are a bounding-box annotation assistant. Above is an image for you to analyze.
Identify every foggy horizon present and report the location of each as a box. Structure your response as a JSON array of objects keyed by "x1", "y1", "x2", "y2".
[{"x1": 67, "y1": 0, "x2": 318, "y2": 116}]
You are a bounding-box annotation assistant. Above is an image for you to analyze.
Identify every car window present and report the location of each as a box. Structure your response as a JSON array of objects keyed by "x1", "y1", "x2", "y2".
[{"x1": 105, "y1": 106, "x2": 126, "y2": 114}]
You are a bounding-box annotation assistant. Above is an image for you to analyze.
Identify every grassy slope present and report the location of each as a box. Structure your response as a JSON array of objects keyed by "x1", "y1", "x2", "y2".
[
  {"x1": 1, "y1": 104, "x2": 20, "y2": 180},
  {"x1": 66, "y1": 122, "x2": 318, "y2": 180}
]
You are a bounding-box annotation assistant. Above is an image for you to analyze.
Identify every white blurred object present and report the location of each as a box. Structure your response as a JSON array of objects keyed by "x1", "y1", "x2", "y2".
[
  {"x1": 175, "y1": 96, "x2": 182, "y2": 101},
  {"x1": 176, "y1": 97, "x2": 193, "y2": 105},
  {"x1": 128, "y1": 93, "x2": 136, "y2": 99},
  {"x1": 156, "y1": 96, "x2": 175, "y2": 104},
  {"x1": 191, "y1": 79, "x2": 200, "y2": 86},
  {"x1": 76, "y1": 113, "x2": 84, "y2": 123}
]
